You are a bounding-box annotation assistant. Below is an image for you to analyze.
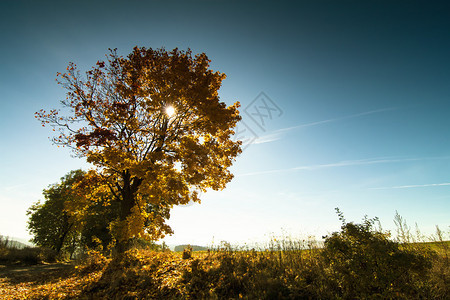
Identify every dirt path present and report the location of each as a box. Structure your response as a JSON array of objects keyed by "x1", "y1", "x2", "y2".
[
  {"x1": 0, "y1": 262, "x2": 74, "y2": 277},
  {"x1": 0, "y1": 262, "x2": 73, "y2": 276},
  {"x1": 0, "y1": 262, "x2": 83, "y2": 299}
]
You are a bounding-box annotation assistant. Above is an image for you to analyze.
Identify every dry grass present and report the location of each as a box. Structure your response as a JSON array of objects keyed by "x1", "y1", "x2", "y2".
[
  {"x1": 0, "y1": 239, "x2": 447, "y2": 299},
  {"x1": 1, "y1": 218, "x2": 448, "y2": 299}
]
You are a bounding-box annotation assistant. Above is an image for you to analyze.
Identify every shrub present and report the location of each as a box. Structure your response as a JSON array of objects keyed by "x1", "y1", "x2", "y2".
[
  {"x1": 0, "y1": 236, "x2": 58, "y2": 265},
  {"x1": 321, "y1": 209, "x2": 433, "y2": 298},
  {"x1": 76, "y1": 249, "x2": 109, "y2": 274},
  {"x1": 427, "y1": 226, "x2": 450, "y2": 298},
  {"x1": 182, "y1": 245, "x2": 193, "y2": 259}
]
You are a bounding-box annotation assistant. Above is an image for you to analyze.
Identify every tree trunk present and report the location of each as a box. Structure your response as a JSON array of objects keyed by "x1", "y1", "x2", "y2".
[
  {"x1": 115, "y1": 171, "x2": 142, "y2": 254},
  {"x1": 56, "y1": 219, "x2": 72, "y2": 255}
]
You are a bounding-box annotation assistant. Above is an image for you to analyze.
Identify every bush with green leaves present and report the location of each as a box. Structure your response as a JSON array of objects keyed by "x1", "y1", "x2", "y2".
[
  {"x1": 322, "y1": 209, "x2": 433, "y2": 299},
  {"x1": 0, "y1": 236, "x2": 57, "y2": 265}
]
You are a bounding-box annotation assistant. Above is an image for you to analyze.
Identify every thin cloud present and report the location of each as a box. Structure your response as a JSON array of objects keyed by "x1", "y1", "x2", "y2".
[
  {"x1": 2, "y1": 184, "x2": 28, "y2": 192},
  {"x1": 370, "y1": 182, "x2": 450, "y2": 190},
  {"x1": 292, "y1": 157, "x2": 422, "y2": 171},
  {"x1": 252, "y1": 107, "x2": 397, "y2": 145},
  {"x1": 252, "y1": 133, "x2": 283, "y2": 144},
  {"x1": 283, "y1": 107, "x2": 396, "y2": 132},
  {"x1": 237, "y1": 156, "x2": 450, "y2": 177},
  {"x1": 237, "y1": 168, "x2": 292, "y2": 177}
]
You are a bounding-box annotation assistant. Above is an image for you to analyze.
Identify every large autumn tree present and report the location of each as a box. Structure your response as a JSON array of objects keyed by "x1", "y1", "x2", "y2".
[{"x1": 37, "y1": 47, "x2": 241, "y2": 252}]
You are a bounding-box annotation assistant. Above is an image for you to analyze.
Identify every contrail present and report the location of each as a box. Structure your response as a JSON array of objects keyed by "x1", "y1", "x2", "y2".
[
  {"x1": 251, "y1": 107, "x2": 397, "y2": 144},
  {"x1": 370, "y1": 182, "x2": 450, "y2": 190},
  {"x1": 237, "y1": 156, "x2": 450, "y2": 177}
]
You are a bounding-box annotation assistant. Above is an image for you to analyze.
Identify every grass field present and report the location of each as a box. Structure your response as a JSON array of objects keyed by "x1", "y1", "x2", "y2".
[
  {"x1": 1, "y1": 214, "x2": 449, "y2": 299},
  {"x1": 0, "y1": 232, "x2": 448, "y2": 299}
]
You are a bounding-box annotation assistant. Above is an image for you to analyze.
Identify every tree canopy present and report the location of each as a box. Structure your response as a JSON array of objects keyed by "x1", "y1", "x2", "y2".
[
  {"x1": 27, "y1": 170, "x2": 85, "y2": 256},
  {"x1": 36, "y1": 47, "x2": 241, "y2": 252}
]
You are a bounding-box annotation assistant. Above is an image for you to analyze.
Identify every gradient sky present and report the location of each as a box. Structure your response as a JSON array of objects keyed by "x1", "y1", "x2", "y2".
[{"x1": 1, "y1": 0, "x2": 449, "y2": 246}]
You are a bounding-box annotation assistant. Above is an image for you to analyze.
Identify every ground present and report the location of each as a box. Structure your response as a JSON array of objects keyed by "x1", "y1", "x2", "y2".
[{"x1": 0, "y1": 262, "x2": 93, "y2": 299}]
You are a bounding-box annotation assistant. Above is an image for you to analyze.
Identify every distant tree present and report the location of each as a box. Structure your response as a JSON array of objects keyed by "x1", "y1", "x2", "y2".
[
  {"x1": 36, "y1": 47, "x2": 241, "y2": 253},
  {"x1": 27, "y1": 170, "x2": 85, "y2": 256},
  {"x1": 28, "y1": 170, "x2": 121, "y2": 256},
  {"x1": 174, "y1": 244, "x2": 208, "y2": 252}
]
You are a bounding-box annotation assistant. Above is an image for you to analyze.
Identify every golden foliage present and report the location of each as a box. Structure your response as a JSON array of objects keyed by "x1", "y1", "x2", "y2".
[{"x1": 36, "y1": 47, "x2": 242, "y2": 248}]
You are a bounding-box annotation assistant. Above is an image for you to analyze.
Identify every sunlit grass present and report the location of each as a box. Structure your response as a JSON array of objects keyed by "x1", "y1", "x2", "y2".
[{"x1": 1, "y1": 217, "x2": 448, "y2": 299}]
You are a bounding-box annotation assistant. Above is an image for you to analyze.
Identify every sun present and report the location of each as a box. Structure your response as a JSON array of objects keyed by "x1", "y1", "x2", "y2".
[{"x1": 165, "y1": 105, "x2": 176, "y2": 117}]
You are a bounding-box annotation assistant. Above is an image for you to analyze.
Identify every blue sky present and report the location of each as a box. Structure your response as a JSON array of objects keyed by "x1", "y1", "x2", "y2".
[{"x1": 1, "y1": 0, "x2": 449, "y2": 246}]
